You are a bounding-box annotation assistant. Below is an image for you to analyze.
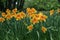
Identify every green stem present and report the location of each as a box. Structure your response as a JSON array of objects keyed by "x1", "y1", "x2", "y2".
[
  {"x1": 36, "y1": 31, "x2": 39, "y2": 40},
  {"x1": 49, "y1": 30, "x2": 54, "y2": 40}
]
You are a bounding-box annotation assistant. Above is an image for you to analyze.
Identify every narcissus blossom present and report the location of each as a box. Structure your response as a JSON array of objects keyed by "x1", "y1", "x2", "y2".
[
  {"x1": 27, "y1": 24, "x2": 33, "y2": 31},
  {"x1": 41, "y1": 26, "x2": 47, "y2": 33},
  {"x1": 0, "y1": 17, "x2": 5, "y2": 22}
]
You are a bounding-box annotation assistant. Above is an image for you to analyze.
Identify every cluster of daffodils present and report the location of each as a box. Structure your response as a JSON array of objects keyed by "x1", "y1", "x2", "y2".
[
  {"x1": 1, "y1": 8, "x2": 26, "y2": 20},
  {"x1": 0, "y1": 8, "x2": 60, "y2": 33}
]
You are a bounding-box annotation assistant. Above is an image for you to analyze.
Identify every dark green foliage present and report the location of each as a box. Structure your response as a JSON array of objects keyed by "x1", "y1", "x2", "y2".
[{"x1": 24, "y1": 0, "x2": 60, "y2": 11}]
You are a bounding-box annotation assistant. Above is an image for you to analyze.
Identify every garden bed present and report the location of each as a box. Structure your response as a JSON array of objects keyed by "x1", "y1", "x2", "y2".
[{"x1": 0, "y1": 8, "x2": 60, "y2": 40}]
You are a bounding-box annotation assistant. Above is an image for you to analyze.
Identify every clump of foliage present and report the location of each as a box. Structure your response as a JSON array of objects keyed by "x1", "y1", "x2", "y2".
[{"x1": 0, "y1": 8, "x2": 60, "y2": 40}]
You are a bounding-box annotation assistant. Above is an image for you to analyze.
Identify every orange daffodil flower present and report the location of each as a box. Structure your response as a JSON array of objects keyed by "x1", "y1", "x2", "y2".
[
  {"x1": 19, "y1": 11, "x2": 26, "y2": 19},
  {"x1": 31, "y1": 8, "x2": 37, "y2": 13},
  {"x1": 1, "y1": 12, "x2": 6, "y2": 17},
  {"x1": 11, "y1": 13, "x2": 17, "y2": 18},
  {"x1": 6, "y1": 9, "x2": 11, "y2": 14},
  {"x1": 5, "y1": 14, "x2": 12, "y2": 20},
  {"x1": 26, "y1": 8, "x2": 37, "y2": 14},
  {"x1": 41, "y1": 26, "x2": 47, "y2": 33},
  {"x1": 27, "y1": 24, "x2": 33, "y2": 31},
  {"x1": 5, "y1": 9, "x2": 12, "y2": 20},
  {"x1": 15, "y1": 11, "x2": 26, "y2": 21},
  {"x1": 50, "y1": 9, "x2": 54, "y2": 16},
  {"x1": 30, "y1": 17, "x2": 39, "y2": 24},
  {"x1": 11, "y1": 8, "x2": 17, "y2": 18},
  {"x1": 15, "y1": 13, "x2": 21, "y2": 21},
  {"x1": 0, "y1": 17, "x2": 5, "y2": 22},
  {"x1": 26, "y1": 8, "x2": 37, "y2": 17},
  {"x1": 38, "y1": 12, "x2": 48, "y2": 22},
  {"x1": 30, "y1": 14, "x2": 40, "y2": 24},
  {"x1": 12, "y1": 8, "x2": 17, "y2": 13}
]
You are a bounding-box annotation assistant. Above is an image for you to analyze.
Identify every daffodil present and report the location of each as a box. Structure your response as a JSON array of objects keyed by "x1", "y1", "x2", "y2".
[
  {"x1": 26, "y1": 8, "x2": 37, "y2": 18},
  {"x1": 28, "y1": 13, "x2": 35, "y2": 18},
  {"x1": 0, "y1": 17, "x2": 5, "y2": 22},
  {"x1": 50, "y1": 9, "x2": 54, "y2": 15},
  {"x1": 19, "y1": 11, "x2": 26, "y2": 18},
  {"x1": 30, "y1": 17, "x2": 39, "y2": 24},
  {"x1": 41, "y1": 26, "x2": 47, "y2": 33},
  {"x1": 31, "y1": 8, "x2": 37, "y2": 13},
  {"x1": 39, "y1": 12, "x2": 48, "y2": 22},
  {"x1": 12, "y1": 8, "x2": 17, "y2": 13},
  {"x1": 26, "y1": 8, "x2": 37, "y2": 14},
  {"x1": 11, "y1": 13, "x2": 17, "y2": 18},
  {"x1": 5, "y1": 14, "x2": 12, "y2": 20},
  {"x1": 15, "y1": 13, "x2": 21, "y2": 21},
  {"x1": 27, "y1": 24, "x2": 33, "y2": 31},
  {"x1": 26, "y1": 8, "x2": 31, "y2": 13},
  {"x1": 1, "y1": 12, "x2": 6, "y2": 17},
  {"x1": 15, "y1": 11, "x2": 26, "y2": 21},
  {"x1": 6, "y1": 9, "x2": 11, "y2": 14},
  {"x1": 34, "y1": 14, "x2": 40, "y2": 20}
]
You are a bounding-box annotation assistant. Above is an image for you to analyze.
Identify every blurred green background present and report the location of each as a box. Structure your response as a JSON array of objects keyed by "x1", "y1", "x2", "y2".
[
  {"x1": 0, "y1": 0, "x2": 60, "y2": 11},
  {"x1": 24, "y1": 0, "x2": 60, "y2": 11}
]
